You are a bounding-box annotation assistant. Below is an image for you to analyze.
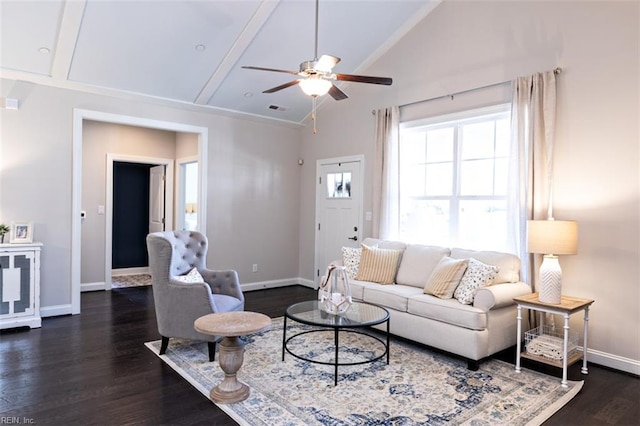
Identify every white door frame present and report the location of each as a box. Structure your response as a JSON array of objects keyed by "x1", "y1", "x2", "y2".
[
  {"x1": 105, "y1": 154, "x2": 174, "y2": 291},
  {"x1": 72, "y1": 108, "x2": 208, "y2": 314},
  {"x1": 314, "y1": 154, "x2": 364, "y2": 288}
]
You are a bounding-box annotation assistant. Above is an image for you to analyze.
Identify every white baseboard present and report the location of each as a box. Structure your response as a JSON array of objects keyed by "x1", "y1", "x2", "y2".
[
  {"x1": 298, "y1": 278, "x2": 316, "y2": 289},
  {"x1": 112, "y1": 267, "x2": 149, "y2": 276},
  {"x1": 81, "y1": 282, "x2": 106, "y2": 292},
  {"x1": 40, "y1": 304, "x2": 73, "y2": 317},
  {"x1": 585, "y1": 347, "x2": 640, "y2": 376},
  {"x1": 241, "y1": 277, "x2": 315, "y2": 292}
]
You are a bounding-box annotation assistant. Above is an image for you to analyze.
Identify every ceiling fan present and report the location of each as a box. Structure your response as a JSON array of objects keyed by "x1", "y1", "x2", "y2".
[{"x1": 241, "y1": 0, "x2": 393, "y2": 132}]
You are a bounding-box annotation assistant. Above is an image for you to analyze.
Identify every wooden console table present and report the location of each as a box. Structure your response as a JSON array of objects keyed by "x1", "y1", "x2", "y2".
[{"x1": 514, "y1": 293, "x2": 594, "y2": 388}]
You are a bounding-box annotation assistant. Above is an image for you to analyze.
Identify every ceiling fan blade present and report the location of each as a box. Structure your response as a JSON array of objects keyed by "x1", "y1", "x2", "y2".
[
  {"x1": 262, "y1": 80, "x2": 300, "y2": 94},
  {"x1": 315, "y1": 54, "x2": 340, "y2": 72},
  {"x1": 335, "y1": 73, "x2": 392, "y2": 85},
  {"x1": 328, "y1": 84, "x2": 348, "y2": 101},
  {"x1": 242, "y1": 65, "x2": 299, "y2": 75}
]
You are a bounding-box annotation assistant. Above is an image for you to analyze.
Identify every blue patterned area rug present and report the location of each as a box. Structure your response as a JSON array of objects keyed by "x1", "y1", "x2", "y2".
[{"x1": 145, "y1": 317, "x2": 582, "y2": 426}]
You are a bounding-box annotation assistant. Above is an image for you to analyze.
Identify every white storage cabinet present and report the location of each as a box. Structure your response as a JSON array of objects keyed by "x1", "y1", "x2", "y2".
[{"x1": 0, "y1": 243, "x2": 42, "y2": 329}]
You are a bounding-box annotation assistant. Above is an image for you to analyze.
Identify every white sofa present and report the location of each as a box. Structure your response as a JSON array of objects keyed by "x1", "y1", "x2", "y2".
[{"x1": 334, "y1": 238, "x2": 532, "y2": 369}]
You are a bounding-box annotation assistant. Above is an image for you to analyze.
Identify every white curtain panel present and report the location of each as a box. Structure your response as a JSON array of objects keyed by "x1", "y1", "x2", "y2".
[
  {"x1": 372, "y1": 106, "x2": 400, "y2": 240},
  {"x1": 507, "y1": 70, "x2": 557, "y2": 289}
]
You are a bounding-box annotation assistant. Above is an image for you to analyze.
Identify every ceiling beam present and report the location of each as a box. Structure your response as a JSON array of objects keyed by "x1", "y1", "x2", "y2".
[
  {"x1": 51, "y1": 0, "x2": 86, "y2": 80},
  {"x1": 194, "y1": 0, "x2": 281, "y2": 105}
]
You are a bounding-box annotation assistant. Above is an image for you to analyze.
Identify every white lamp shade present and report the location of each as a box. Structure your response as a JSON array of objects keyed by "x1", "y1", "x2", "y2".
[
  {"x1": 527, "y1": 220, "x2": 578, "y2": 255},
  {"x1": 299, "y1": 77, "x2": 332, "y2": 97}
]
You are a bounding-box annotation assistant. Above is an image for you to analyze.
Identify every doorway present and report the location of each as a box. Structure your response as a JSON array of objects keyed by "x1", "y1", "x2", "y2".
[
  {"x1": 176, "y1": 158, "x2": 199, "y2": 231},
  {"x1": 72, "y1": 109, "x2": 209, "y2": 314},
  {"x1": 105, "y1": 157, "x2": 173, "y2": 290},
  {"x1": 112, "y1": 161, "x2": 158, "y2": 270},
  {"x1": 314, "y1": 155, "x2": 364, "y2": 288}
]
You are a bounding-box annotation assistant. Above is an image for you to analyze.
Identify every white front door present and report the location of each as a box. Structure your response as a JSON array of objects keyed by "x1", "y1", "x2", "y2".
[
  {"x1": 315, "y1": 156, "x2": 364, "y2": 287},
  {"x1": 149, "y1": 165, "x2": 166, "y2": 233}
]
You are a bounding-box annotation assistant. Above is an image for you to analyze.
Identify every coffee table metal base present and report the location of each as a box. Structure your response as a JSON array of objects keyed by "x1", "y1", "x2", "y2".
[{"x1": 282, "y1": 314, "x2": 389, "y2": 386}]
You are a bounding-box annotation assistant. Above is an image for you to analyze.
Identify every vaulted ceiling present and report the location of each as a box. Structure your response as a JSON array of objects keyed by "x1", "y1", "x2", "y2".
[{"x1": 1, "y1": 0, "x2": 439, "y2": 125}]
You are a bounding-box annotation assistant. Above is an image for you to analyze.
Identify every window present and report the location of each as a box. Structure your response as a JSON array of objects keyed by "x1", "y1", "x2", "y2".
[
  {"x1": 399, "y1": 105, "x2": 511, "y2": 251},
  {"x1": 327, "y1": 172, "x2": 352, "y2": 198}
]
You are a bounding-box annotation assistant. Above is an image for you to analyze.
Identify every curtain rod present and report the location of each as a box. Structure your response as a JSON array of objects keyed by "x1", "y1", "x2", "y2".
[{"x1": 372, "y1": 67, "x2": 562, "y2": 114}]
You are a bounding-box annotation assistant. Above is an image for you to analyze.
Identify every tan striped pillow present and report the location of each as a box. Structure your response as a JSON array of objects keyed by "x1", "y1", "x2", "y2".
[
  {"x1": 424, "y1": 257, "x2": 469, "y2": 298},
  {"x1": 355, "y1": 244, "x2": 402, "y2": 284}
]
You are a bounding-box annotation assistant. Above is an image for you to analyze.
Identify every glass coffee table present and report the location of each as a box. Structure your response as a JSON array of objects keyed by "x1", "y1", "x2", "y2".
[{"x1": 282, "y1": 300, "x2": 390, "y2": 385}]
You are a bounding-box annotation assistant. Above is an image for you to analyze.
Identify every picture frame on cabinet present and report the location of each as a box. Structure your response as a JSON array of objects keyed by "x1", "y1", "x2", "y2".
[{"x1": 10, "y1": 221, "x2": 33, "y2": 243}]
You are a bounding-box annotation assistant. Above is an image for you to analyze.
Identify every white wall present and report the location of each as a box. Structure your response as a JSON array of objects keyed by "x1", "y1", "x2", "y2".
[
  {"x1": 0, "y1": 79, "x2": 303, "y2": 312},
  {"x1": 298, "y1": 1, "x2": 639, "y2": 371}
]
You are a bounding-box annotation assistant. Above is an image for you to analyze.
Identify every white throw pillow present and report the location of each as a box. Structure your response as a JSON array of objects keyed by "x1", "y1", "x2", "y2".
[
  {"x1": 173, "y1": 268, "x2": 204, "y2": 284},
  {"x1": 341, "y1": 246, "x2": 361, "y2": 280},
  {"x1": 454, "y1": 258, "x2": 499, "y2": 304}
]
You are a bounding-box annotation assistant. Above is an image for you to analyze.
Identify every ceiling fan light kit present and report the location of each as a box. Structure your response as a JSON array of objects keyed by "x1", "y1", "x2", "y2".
[
  {"x1": 299, "y1": 76, "x2": 332, "y2": 97},
  {"x1": 241, "y1": 0, "x2": 392, "y2": 133}
]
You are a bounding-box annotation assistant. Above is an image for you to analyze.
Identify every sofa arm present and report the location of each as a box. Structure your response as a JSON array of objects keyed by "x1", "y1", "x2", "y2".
[{"x1": 473, "y1": 282, "x2": 532, "y2": 310}]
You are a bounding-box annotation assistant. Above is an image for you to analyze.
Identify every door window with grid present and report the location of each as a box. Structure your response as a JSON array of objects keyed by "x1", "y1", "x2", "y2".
[{"x1": 399, "y1": 105, "x2": 511, "y2": 251}]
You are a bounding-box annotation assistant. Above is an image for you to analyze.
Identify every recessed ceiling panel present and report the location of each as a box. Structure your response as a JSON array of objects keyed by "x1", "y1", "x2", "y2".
[
  {"x1": 68, "y1": 0, "x2": 262, "y2": 101},
  {"x1": 0, "y1": 0, "x2": 64, "y2": 76},
  {"x1": 209, "y1": 0, "x2": 428, "y2": 123}
]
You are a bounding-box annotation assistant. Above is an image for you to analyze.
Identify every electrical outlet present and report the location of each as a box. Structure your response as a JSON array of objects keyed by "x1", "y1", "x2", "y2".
[{"x1": 252, "y1": 264, "x2": 258, "y2": 273}]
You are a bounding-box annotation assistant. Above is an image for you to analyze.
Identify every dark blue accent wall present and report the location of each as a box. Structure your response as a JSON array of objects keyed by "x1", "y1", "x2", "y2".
[{"x1": 112, "y1": 162, "x2": 155, "y2": 269}]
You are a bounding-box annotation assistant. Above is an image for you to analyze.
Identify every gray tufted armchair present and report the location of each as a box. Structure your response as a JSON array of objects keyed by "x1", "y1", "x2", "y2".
[{"x1": 146, "y1": 230, "x2": 244, "y2": 361}]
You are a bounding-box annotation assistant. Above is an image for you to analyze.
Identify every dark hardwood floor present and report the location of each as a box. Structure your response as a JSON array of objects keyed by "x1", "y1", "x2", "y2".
[{"x1": 1, "y1": 285, "x2": 638, "y2": 425}]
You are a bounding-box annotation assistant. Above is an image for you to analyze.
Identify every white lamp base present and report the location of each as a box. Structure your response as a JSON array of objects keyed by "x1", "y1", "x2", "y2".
[{"x1": 538, "y1": 255, "x2": 562, "y2": 304}]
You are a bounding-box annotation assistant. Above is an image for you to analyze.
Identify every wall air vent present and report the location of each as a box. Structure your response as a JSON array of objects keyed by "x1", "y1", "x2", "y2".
[{"x1": 268, "y1": 104, "x2": 288, "y2": 112}]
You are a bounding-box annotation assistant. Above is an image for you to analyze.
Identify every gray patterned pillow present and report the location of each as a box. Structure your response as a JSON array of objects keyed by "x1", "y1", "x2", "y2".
[
  {"x1": 454, "y1": 258, "x2": 499, "y2": 304},
  {"x1": 341, "y1": 246, "x2": 362, "y2": 279}
]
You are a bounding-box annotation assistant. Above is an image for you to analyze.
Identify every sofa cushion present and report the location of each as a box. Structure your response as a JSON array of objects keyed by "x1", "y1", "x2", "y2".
[
  {"x1": 348, "y1": 278, "x2": 383, "y2": 301},
  {"x1": 424, "y1": 257, "x2": 469, "y2": 299},
  {"x1": 396, "y1": 244, "x2": 451, "y2": 288},
  {"x1": 450, "y1": 248, "x2": 520, "y2": 283},
  {"x1": 454, "y1": 258, "x2": 500, "y2": 305},
  {"x1": 408, "y1": 294, "x2": 488, "y2": 330},
  {"x1": 341, "y1": 246, "x2": 361, "y2": 279},
  {"x1": 356, "y1": 244, "x2": 402, "y2": 284},
  {"x1": 362, "y1": 284, "x2": 423, "y2": 312}
]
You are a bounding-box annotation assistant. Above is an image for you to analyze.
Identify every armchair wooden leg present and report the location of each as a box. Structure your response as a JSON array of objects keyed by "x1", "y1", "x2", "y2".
[
  {"x1": 208, "y1": 341, "x2": 216, "y2": 362},
  {"x1": 160, "y1": 336, "x2": 170, "y2": 355}
]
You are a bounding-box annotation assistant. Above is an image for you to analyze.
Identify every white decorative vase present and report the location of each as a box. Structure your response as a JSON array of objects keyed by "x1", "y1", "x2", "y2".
[
  {"x1": 318, "y1": 265, "x2": 352, "y2": 314},
  {"x1": 538, "y1": 255, "x2": 562, "y2": 304}
]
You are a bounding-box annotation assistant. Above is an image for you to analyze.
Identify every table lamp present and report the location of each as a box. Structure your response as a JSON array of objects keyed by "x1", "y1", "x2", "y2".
[{"x1": 527, "y1": 219, "x2": 578, "y2": 304}]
